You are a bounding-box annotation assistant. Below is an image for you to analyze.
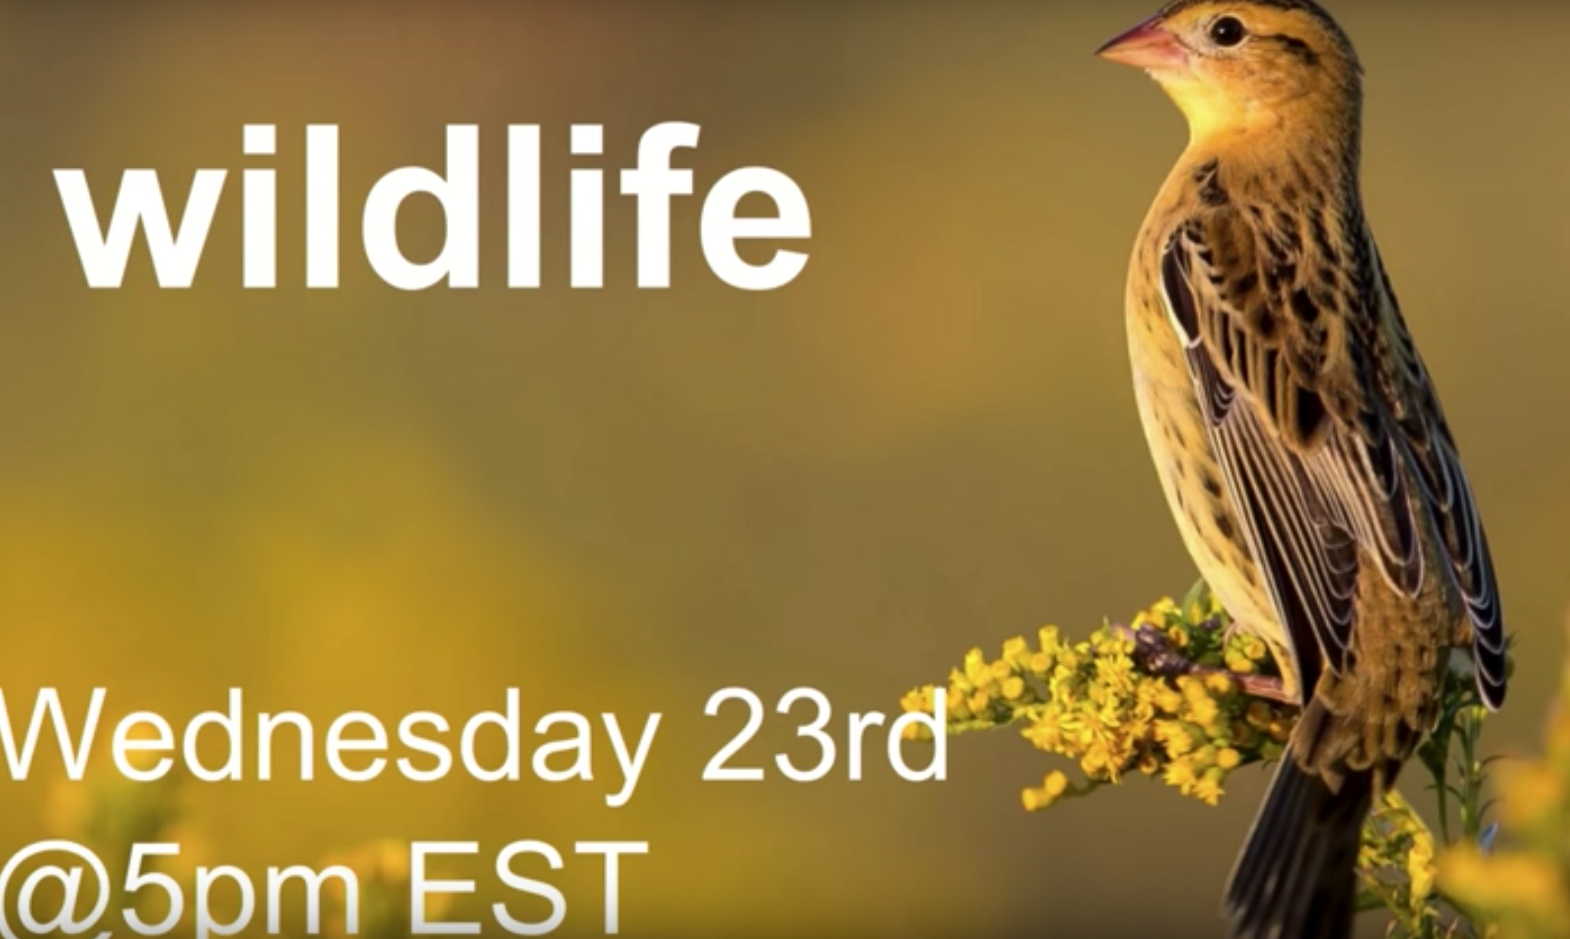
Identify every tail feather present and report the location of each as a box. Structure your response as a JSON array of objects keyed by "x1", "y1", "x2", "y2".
[{"x1": 1224, "y1": 756, "x2": 1373, "y2": 939}]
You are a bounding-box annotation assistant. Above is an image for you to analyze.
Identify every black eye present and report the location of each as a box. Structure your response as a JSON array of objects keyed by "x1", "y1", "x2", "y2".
[{"x1": 1209, "y1": 16, "x2": 1247, "y2": 47}]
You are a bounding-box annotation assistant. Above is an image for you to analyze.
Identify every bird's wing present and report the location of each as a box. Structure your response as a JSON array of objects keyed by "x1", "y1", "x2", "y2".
[
  {"x1": 1369, "y1": 253, "x2": 1508, "y2": 708},
  {"x1": 1157, "y1": 207, "x2": 1427, "y2": 703}
]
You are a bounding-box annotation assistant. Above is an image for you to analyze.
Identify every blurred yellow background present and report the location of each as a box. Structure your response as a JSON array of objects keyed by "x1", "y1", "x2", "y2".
[{"x1": 0, "y1": 1, "x2": 1564, "y2": 936}]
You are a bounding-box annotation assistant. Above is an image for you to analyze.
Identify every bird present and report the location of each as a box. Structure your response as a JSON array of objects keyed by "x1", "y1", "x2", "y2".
[{"x1": 1094, "y1": 2, "x2": 1508, "y2": 938}]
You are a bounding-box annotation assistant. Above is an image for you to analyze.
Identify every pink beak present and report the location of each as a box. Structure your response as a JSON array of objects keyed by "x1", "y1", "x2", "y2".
[{"x1": 1096, "y1": 16, "x2": 1190, "y2": 70}]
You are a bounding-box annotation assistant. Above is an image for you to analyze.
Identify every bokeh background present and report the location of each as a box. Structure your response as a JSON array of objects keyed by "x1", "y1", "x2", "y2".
[{"x1": 0, "y1": 1, "x2": 1564, "y2": 936}]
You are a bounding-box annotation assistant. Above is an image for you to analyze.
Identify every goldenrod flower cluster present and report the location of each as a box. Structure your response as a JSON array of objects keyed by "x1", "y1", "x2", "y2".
[
  {"x1": 1436, "y1": 618, "x2": 1570, "y2": 939},
  {"x1": 900, "y1": 587, "x2": 1295, "y2": 809},
  {"x1": 1357, "y1": 789, "x2": 1441, "y2": 933}
]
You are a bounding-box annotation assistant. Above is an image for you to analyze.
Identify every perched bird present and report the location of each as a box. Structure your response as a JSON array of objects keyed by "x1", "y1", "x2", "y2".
[{"x1": 1095, "y1": 2, "x2": 1508, "y2": 937}]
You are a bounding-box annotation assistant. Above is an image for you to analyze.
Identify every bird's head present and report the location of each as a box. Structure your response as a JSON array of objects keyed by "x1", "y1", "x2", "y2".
[{"x1": 1097, "y1": 0, "x2": 1362, "y2": 144}]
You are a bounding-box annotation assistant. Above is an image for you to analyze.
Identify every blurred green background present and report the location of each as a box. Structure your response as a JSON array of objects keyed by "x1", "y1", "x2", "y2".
[{"x1": 0, "y1": 1, "x2": 1564, "y2": 936}]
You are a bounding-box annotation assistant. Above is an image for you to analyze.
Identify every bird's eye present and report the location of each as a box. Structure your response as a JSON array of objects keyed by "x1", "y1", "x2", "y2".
[{"x1": 1208, "y1": 16, "x2": 1247, "y2": 47}]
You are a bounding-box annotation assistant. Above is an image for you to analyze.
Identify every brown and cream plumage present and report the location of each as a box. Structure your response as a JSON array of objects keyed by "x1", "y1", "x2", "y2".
[{"x1": 1097, "y1": 2, "x2": 1507, "y2": 937}]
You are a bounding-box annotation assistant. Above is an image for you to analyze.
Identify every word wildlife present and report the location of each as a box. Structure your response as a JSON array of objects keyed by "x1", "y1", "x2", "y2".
[{"x1": 52, "y1": 122, "x2": 812, "y2": 291}]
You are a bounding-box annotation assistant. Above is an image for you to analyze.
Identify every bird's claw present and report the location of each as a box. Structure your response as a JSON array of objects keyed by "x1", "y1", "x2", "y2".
[{"x1": 1118, "y1": 620, "x2": 1299, "y2": 706}]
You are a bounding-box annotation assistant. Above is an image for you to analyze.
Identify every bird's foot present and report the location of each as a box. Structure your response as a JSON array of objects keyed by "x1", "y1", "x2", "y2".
[
  {"x1": 1228, "y1": 674, "x2": 1297, "y2": 705},
  {"x1": 1118, "y1": 620, "x2": 1298, "y2": 706}
]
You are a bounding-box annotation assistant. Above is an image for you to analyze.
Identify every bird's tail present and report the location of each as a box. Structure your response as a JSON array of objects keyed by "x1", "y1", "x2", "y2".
[{"x1": 1224, "y1": 707, "x2": 1375, "y2": 939}]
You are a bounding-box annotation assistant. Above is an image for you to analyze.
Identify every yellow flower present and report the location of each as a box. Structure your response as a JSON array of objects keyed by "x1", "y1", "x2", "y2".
[
  {"x1": 968, "y1": 690, "x2": 992, "y2": 715},
  {"x1": 1194, "y1": 768, "x2": 1226, "y2": 806},
  {"x1": 1022, "y1": 771, "x2": 1074, "y2": 813},
  {"x1": 1225, "y1": 649, "x2": 1258, "y2": 674},
  {"x1": 1037, "y1": 626, "x2": 1062, "y2": 653},
  {"x1": 1440, "y1": 851, "x2": 1569, "y2": 939},
  {"x1": 1164, "y1": 759, "x2": 1197, "y2": 792},
  {"x1": 1154, "y1": 686, "x2": 1185, "y2": 715}
]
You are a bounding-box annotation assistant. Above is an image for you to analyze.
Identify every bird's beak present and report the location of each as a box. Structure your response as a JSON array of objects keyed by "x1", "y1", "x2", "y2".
[{"x1": 1096, "y1": 16, "x2": 1190, "y2": 71}]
